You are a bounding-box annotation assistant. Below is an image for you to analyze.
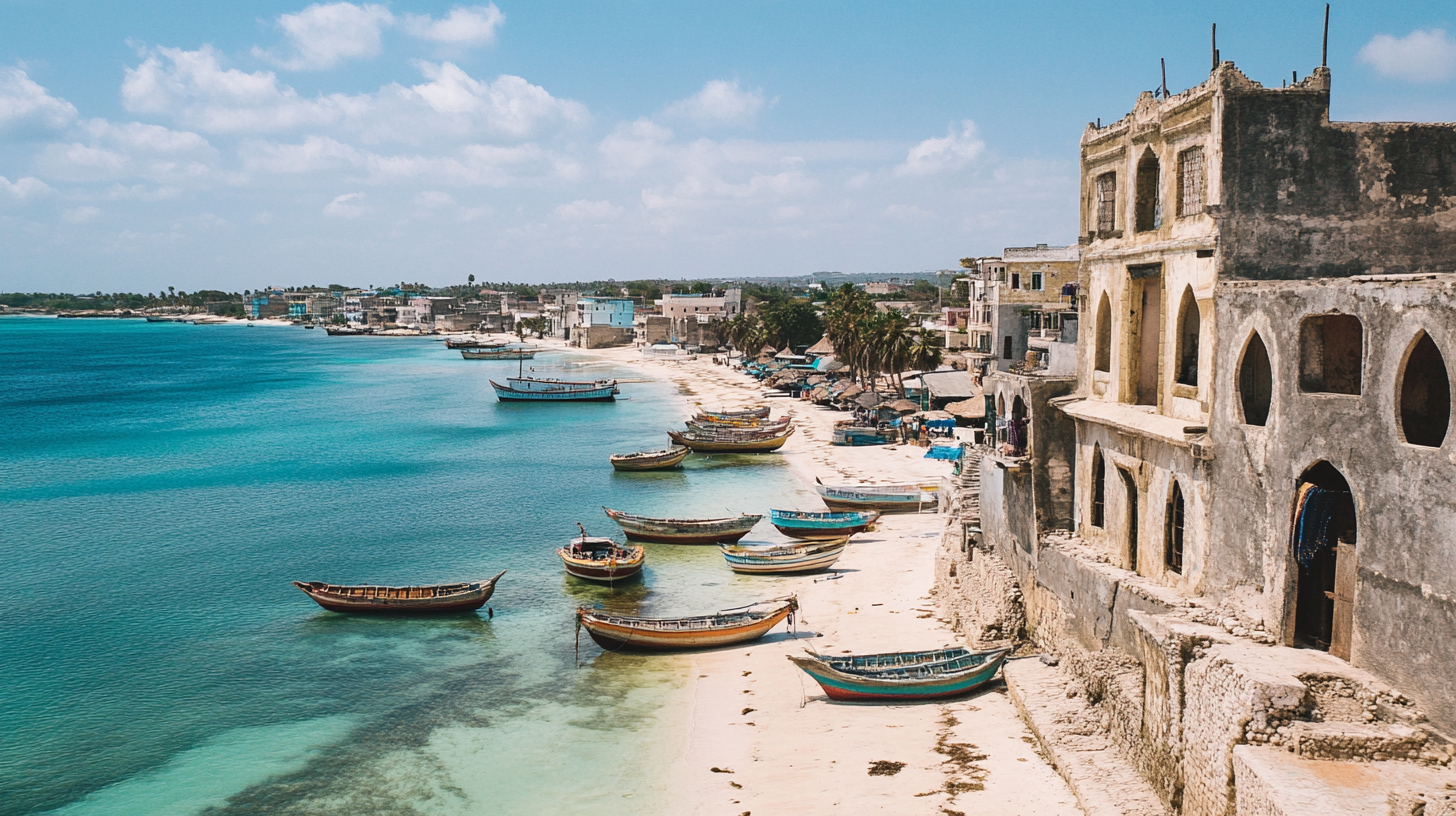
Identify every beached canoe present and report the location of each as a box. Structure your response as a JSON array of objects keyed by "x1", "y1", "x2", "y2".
[
  {"x1": 686, "y1": 417, "x2": 791, "y2": 434},
  {"x1": 576, "y1": 597, "x2": 797, "y2": 651},
  {"x1": 461, "y1": 345, "x2": 538, "y2": 360},
  {"x1": 769, "y1": 509, "x2": 881, "y2": 539},
  {"x1": 667, "y1": 426, "x2": 795, "y2": 453},
  {"x1": 719, "y1": 538, "x2": 848, "y2": 574},
  {"x1": 609, "y1": 445, "x2": 690, "y2": 471},
  {"x1": 558, "y1": 526, "x2": 644, "y2": 583},
  {"x1": 292, "y1": 570, "x2": 505, "y2": 614},
  {"x1": 813, "y1": 477, "x2": 939, "y2": 513},
  {"x1": 788, "y1": 646, "x2": 1011, "y2": 702},
  {"x1": 603, "y1": 507, "x2": 761, "y2": 544},
  {"x1": 696, "y1": 406, "x2": 770, "y2": 421}
]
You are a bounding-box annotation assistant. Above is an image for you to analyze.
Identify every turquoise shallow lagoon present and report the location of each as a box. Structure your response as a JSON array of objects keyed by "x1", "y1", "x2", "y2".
[{"x1": 0, "y1": 318, "x2": 813, "y2": 815}]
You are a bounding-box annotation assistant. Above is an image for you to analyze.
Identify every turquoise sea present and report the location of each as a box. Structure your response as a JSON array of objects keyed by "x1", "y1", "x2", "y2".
[{"x1": 1, "y1": 318, "x2": 814, "y2": 816}]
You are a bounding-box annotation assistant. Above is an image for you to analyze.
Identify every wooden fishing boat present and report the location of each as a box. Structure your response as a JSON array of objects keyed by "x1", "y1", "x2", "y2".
[
  {"x1": 692, "y1": 413, "x2": 777, "y2": 427},
  {"x1": 445, "y1": 336, "x2": 490, "y2": 349},
  {"x1": 696, "y1": 406, "x2": 770, "y2": 421},
  {"x1": 491, "y1": 377, "x2": 618, "y2": 402},
  {"x1": 603, "y1": 507, "x2": 761, "y2": 544},
  {"x1": 813, "y1": 477, "x2": 939, "y2": 513},
  {"x1": 557, "y1": 525, "x2": 644, "y2": 583},
  {"x1": 788, "y1": 646, "x2": 1011, "y2": 702},
  {"x1": 667, "y1": 426, "x2": 795, "y2": 453},
  {"x1": 609, "y1": 445, "x2": 690, "y2": 471},
  {"x1": 461, "y1": 344, "x2": 539, "y2": 360},
  {"x1": 813, "y1": 646, "x2": 979, "y2": 672},
  {"x1": 292, "y1": 570, "x2": 505, "y2": 614},
  {"x1": 325, "y1": 326, "x2": 369, "y2": 336},
  {"x1": 770, "y1": 509, "x2": 881, "y2": 539},
  {"x1": 719, "y1": 538, "x2": 848, "y2": 574},
  {"x1": 576, "y1": 597, "x2": 798, "y2": 651},
  {"x1": 686, "y1": 417, "x2": 790, "y2": 434}
]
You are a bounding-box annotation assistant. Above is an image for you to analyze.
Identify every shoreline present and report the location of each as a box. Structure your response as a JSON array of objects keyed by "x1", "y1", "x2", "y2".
[{"x1": 544, "y1": 339, "x2": 1080, "y2": 815}]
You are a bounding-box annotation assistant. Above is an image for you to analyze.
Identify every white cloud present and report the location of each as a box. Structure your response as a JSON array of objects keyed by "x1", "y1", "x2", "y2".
[
  {"x1": 0, "y1": 66, "x2": 78, "y2": 132},
  {"x1": 255, "y1": 2, "x2": 395, "y2": 71},
  {"x1": 898, "y1": 120, "x2": 986, "y2": 175},
  {"x1": 416, "y1": 190, "x2": 456, "y2": 207},
  {"x1": 63, "y1": 205, "x2": 101, "y2": 223},
  {"x1": 663, "y1": 80, "x2": 766, "y2": 128},
  {"x1": 37, "y1": 118, "x2": 217, "y2": 183},
  {"x1": 554, "y1": 199, "x2": 622, "y2": 221},
  {"x1": 240, "y1": 135, "x2": 364, "y2": 173},
  {"x1": 0, "y1": 174, "x2": 53, "y2": 200},
  {"x1": 323, "y1": 191, "x2": 366, "y2": 217},
  {"x1": 404, "y1": 5, "x2": 505, "y2": 45},
  {"x1": 1359, "y1": 29, "x2": 1456, "y2": 83},
  {"x1": 122, "y1": 49, "x2": 586, "y2": 143}
]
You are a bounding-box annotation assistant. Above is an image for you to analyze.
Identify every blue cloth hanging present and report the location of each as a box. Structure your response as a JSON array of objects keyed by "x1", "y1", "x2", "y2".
[{"x1": 1293, "y1": 486, "x2": 1338, "y2": 568}]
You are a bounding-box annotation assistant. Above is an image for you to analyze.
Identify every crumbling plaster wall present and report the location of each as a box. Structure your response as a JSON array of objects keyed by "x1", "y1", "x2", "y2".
[
  {"x1": 1218, "y1": 68, "x2": 1456, "y2": 280},
  {"x1": 1209, "y1": 275, "x2": 1456, "y2": 733}
]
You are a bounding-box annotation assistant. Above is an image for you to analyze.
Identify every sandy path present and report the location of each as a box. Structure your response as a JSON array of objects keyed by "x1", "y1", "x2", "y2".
[{"x1": 518, "y1": 338, "x2": 1080, "y2": 815}]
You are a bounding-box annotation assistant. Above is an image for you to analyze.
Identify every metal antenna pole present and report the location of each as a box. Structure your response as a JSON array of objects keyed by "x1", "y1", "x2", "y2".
[{"x1": 1322, "y1": 4, "x2": 1330, "y2": 67}]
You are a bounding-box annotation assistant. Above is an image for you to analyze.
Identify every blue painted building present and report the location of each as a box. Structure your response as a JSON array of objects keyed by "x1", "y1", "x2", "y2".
[{"x1": 576, "y1": 297, "x2": 634, "y2": 328}]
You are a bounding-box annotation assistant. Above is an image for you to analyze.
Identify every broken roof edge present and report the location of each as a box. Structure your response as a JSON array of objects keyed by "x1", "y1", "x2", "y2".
[{"x1": 1081, "y1": 63, "x2": 1330, "y2": 147}]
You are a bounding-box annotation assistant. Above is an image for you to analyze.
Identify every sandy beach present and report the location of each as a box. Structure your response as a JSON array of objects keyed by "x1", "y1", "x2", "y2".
[{"x1": 530, "y1": 338, "x2": 1081, "y2": 816}]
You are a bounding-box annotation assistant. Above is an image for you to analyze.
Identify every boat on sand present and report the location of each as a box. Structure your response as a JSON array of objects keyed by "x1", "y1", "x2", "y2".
[
  {"x1": 576, "y1": 597, "x2": 798, "y2": 651},
  {"x1": 769, "y1": 509, "x2": 881, "y2": 539},
  {"x1": 788, "y1": 645, "x2": 1011, "y2": 702},
  {"x1": 813, "y1": 478, "x2": 939, "y2": 513},
  {"x1": 719, "y1": 538, "x2": 849, "y2": 574}
]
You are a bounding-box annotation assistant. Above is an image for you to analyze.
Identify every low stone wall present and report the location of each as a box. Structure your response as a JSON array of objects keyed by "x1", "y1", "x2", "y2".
[{"x1": 932, "y1": 533, "x2": 1024, "y2": 646}]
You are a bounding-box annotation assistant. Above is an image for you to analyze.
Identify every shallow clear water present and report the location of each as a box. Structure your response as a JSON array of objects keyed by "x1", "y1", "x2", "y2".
[{"x1": 0, "y1": 318, "x2": 814, "y2": 815}]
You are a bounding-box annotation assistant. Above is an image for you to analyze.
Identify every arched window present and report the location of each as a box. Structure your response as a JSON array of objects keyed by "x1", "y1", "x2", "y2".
[
  {"x1": 1095, "y1": 292, "x2": 1112, "y2": 372},
  {"x1": 1095, "y1": 172, "x2": 1117, "y2": 233},
  {"x1": 1398, "y1": 331, "x2": 1451, "y2": 448},
  {"x1": 1238, "y1": 331, "x2": 1272, "y2": 426},
  {"x1": 1175, "y1": 286, "x2": 1200, "y2": 386},
  {"x1": 1299, "y1": 314, "x2": 1362, "y2": 395},
  {"x1": 1091, "y1": 445, "x2": 1106, "y2": 528},
  {"x1": 1165, "y1": 481, "x2": 1184, "y2": 574},
  {"x1": 1135, "y1": 149, "x2": 1162, "y2": 232}
]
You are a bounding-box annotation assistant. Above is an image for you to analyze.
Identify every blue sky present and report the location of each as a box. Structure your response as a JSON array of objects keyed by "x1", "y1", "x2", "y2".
[{"x1": 3, "y1": 1, "x2": 1455, "y2": 293}]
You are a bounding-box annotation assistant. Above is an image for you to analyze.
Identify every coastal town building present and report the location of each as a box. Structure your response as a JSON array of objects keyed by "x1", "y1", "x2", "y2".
[
  {"x1": 943, "y1": 58, "x2": 1456, "y2": 816},
  {"x1": 660, "y1": 288, "x2": 742, "y2": 345},
  {"x1": 570, "y1": 296, "x2": 635, "y2": 348}
]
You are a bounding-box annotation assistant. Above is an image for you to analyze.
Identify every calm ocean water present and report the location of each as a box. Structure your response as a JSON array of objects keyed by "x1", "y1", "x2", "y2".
[{"x1": 0, "y1": 318, "x2": 814, "y2": 816}]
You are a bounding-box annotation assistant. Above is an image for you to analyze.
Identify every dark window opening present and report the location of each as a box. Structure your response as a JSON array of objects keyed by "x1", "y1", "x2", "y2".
[
  {"x1": 1121, "y1": 468, "x2": 1139, "y2": 573},
  {"x1": 1398, "y1": 331, "x2": 1450, "y2": 448},
  {"x1": 1094, "y1": 292, "x2": 1112, "y2": 372},
  {"x1": 1175, "y1": 286, "x2": 1200, "y2": 387},
  {"x1": 1299, "y1": 314, "x2": 1363, "y2": 395},
  {"x1": 1196, "y1": 248, "x2": 1215, "y2": 259},
  {"x1": 1165, "y1": 481, "x2": 1185, "y2": 574},
  {"x1": 1091, "y1": 446, "x2": 1106, "y2": 528},
  {"x1": 1238, "y1": 332, "x2": 1273, "y2": 426},
  {"x1": 1010, "y1": 272, "x2": 1021, "y2": 290},
  {"x1": 1096, "y1": 172, "x2": 1117, "y2": 233},
  {"x1": 1129, "y1": 269, "x2": 1163, "y2": 406},
  {"x1": 1031, "y1": 272, "x2": 1043, "y2": 291},
  {"x1": 1178, "y1": 146, "x2": 1205, "y2": 217},
  {"x1": 1003, "y1": 336, "x2": 1013, "y2": 360},
  {"x1": 1292, "y1": 462, "x2": 1357, "y2": 658},
  {"x1": 1135, "y1": 150, "x2": 1162, "y2": 232}
]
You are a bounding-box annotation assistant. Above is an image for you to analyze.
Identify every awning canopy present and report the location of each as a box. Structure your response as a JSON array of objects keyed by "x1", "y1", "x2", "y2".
[
  {"x1": 943, "y1": 397, "x2": 986, "y2": 419},
  {"x1": 806, "y1": 335, "x2": 835, "y2": 355}
]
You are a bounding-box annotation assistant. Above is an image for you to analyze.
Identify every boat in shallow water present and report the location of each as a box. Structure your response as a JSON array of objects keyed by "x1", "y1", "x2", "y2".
[
  {"x1": 719, "y1": 538, "x2": 849, "y2": 574},
  {"x1": 788, "y1": 646, "x2": 1011, "y2": 702},
  {"x1": 292, "y1": 570, "x2": 506, "y2": 614},
  {"x1": 813, "y1": 477, "x2": 939, "y2": 513},
  {"x1": 557, "y1": 525, "x2": 644, "y2": 583},
  {"x1": 769, "y1": 509, "x2": 881, "y2": 539},
  {"x1": 576, "y1": 597, "x2": 797, "y2": 651},
  {"x1": 667, "y1": 426, "x2": 795, "y2": 452},
  {"x1": 609, "y1": 445, "x2": 690, "y2": 471},
  {"x1": 461, "y1": 344, "x2": 539, "y2": 360},
  {"x1": 603, "y1": 507, "x2": 760, "y2": 544},
  {"x1": 491, "y1": 377, "x2": 618, "y2": 402}
]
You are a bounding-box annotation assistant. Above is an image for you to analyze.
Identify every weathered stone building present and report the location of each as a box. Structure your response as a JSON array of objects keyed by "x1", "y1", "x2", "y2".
[{"x1": 946, "y1": 60, "x2": 1456, "y2": 815}]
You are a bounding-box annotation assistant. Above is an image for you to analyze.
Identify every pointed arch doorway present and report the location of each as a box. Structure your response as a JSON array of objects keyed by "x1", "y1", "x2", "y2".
[{"x1": 1289, "y1": 462, "x2": 1357, "y2": 659}]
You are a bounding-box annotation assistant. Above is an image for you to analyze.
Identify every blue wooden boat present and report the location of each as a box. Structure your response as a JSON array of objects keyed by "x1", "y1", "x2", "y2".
[
  {"x1": 490, "y1": 377, "x2": 618, "y2": 402},
  {"x1": 769, "y1": 509, "x2": 881, "y2": 540},
  {"x1": 787, "y1": 646, "x2": 1011, "y2": 702}
]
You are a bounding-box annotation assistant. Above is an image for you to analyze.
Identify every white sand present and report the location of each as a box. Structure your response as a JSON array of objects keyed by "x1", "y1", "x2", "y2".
[{"x1": 542, "y1": 340, "x2": 1081, "y2": 815}]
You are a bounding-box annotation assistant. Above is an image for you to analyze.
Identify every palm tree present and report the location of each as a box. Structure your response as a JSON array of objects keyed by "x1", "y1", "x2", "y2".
[{"x1": 908, "y1": 331, "x2": 944, "y2": 375}]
